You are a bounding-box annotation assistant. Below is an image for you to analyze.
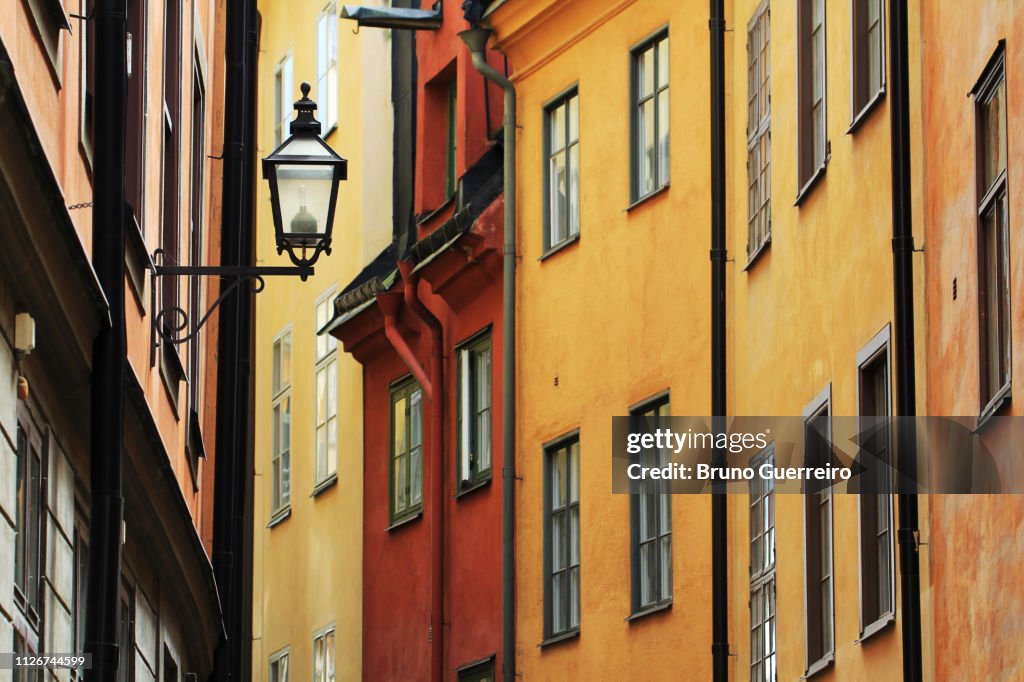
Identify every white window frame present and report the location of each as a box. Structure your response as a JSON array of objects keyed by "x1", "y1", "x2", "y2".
[
  {"x1": 274, "y1": 52, "x2": 295, "y2": 147},
  {"x1": 316, "y1": 2, "x2": 338, "y2": 134},
  {"x1": 314, "y1": 289, "x2": 339, "y2": 490},
  {"x1": 312, "y1": 623, "x2": 336, "y2": 682},
  {"x1": 543, "y1": 87, "x2": 580, "y2": 252},
  {"x1": 456, "y1": 330, "x2": 493, "y2": 491},
  {"x1": 271, "y1": 327, "x2": 293, "y2": 518},
  {"x1": 746, "y1": 1, "x2": 771, "y2": 263},
  {"x1": 269, "y1": 647, "x2": 290, "y2": 682},
  {"x1": 750, "y1": 445, "x2": 777, "y2": 682}
]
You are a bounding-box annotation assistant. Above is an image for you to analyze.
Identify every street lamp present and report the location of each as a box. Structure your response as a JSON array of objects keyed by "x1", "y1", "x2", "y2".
[
  {"x1": 150, "y1": 81, "x2": 345, "y2": 362},
  {"x1": 263, "y1": 82, "x2": 348, "y2": 270}
]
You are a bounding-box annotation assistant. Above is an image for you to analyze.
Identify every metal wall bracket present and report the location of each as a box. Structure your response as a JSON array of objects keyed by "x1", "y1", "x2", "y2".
[{"x1": 149, "y1": 249, "x2": 313, "y2": 365}]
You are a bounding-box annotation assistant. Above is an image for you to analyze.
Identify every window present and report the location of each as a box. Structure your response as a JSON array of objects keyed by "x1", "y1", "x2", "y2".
[
  {"x1": 126, "y1": 0, "x2": 148, "y2": 224},
  {"x1": 457, "y1": 332, "x2": 492, "y2": 491},
  {"x1": 857, "y1": 331, "x2": 894, "y2": 636},
  {"x1": 72, "y1": 524, "x2": 89, "y2": 681},
  {"x1": 851, "y1": 0, "x2": 885, "y2": 121},
  {"x1": 274, "y1": 54, "x2": 295, "y2": 147},
  {"x1": 316, "y1": 4, "x2": 338, "y2": 133},
  {"x1": 750, "y1": 446, "x2": 777, "y2": 682},
  {"x1": 545, "y1": 435, "x2": 580, "y2": 638},
  {"x1": 313, "y1": 625, "x2": 336, "y2": 682},
  {"x1": 121, "y1": 583, "x2": 136, "y2": 682},
  {"x1": 271, "y1": 331, "x2": 293, "y2": 517},
  {"x1": 445, "y1": 80, "x2": 458, "y2": 198},
  {"x1": 161, "y1": 0, "x2": 182, "y2": 321},
  {"x1": 631, "y1": 31, "x2": 669, "y2": 202},
  {"x1": 315, "y1": 293, "x2": 339, "y2": 487},
  {"x1": 269, "y1": 649, "x2": 289, "y2": 682},
  {"x1": 25, "y1": 0, "x2": 66, "y2": 72},
  {"x1": 457, "y1": 659, "x2": 494, "y2": 682},
  {"x1": 803, "y1": 390, "x2": 833, "y2": 673},
  {"x1": 80, "y1": 0, "x2": 96, "y2": 163},
  {"x1": 14, "y1": 421, "x2": 45, "y2": 641},
  {"x1": 797, "y1": 0, "x2": 827, "y2": 192},
  {"x1": 162, "y1": 646, "x2": 177, "y2": 682},
  {"x1": 544, "y1": 89, "x2": 580, "y2": 251},
  {"x1": 974, "y1": 48, "x2": 1011, "y2": 417},
  {"x1": 630, "y1": 396, "x2": 671, "y2": 613},
  {"x1": 189, "y1": 53, "x2": 207, "y2": 418},
  {"x1": 390, "y1": 379, "x2": 423, "y2": 523},
  {"x1": 747, "y1": 2, "x2": 771, "y2": 260}
]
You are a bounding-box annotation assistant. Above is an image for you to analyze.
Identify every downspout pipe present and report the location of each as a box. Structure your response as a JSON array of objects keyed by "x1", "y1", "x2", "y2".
[
  {"x1": 84, "y1": 0, "x2": 127, "y2": 679},
  {"x1": 212, "y1": 0, "x2": 258, "y2": 678},
  {"x1": 378, "y1": 261, "x2": 445, "y2": 682},
  {"x1": 888, "y1": 1, "x2": 923, "y2": 679},
  {"x1": 459, "y1": 27, "x2": 517, "y2": 682},
  {"x1": 709, "y1": 2, "x2": 729, "y2": 681}
]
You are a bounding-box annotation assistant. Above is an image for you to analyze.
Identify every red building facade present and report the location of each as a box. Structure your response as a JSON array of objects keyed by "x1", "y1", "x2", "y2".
[{"x1": 327, "y1": 1, "x2": 507, "y2": 679}]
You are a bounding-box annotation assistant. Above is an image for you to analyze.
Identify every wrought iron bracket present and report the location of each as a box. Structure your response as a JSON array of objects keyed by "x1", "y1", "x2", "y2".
[{"x1": 149, "y1": 250, "x2": 313, "y2": 366}]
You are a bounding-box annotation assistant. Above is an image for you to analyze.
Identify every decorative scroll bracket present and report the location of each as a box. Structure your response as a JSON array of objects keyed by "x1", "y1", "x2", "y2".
[{"x1": 149, "y1": 250, "x2": 314, "y2": 366}]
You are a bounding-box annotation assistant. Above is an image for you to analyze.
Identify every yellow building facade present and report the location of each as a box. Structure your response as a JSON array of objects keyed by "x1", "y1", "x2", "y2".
[
  {"x1": 488, "y1": 0, "x2": 934, "y2": 679},
  {"x1": 251, "y1": 1, "x2": 393, "y2": 679},
  {"x1": 490, "y1": 1, "x2": 716, "y2": 678}
]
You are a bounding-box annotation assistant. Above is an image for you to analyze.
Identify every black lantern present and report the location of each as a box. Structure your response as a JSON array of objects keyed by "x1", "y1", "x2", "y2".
[{"x1": 262, "y1": 82, "x2": 348, "y2": 269}]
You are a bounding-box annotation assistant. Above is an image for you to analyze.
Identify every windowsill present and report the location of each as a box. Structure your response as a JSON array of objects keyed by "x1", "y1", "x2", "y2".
[
  {"x1": 626, "y1": 183, "x2": 670, "y2": 212},
  {"x1": 386, "y1": 510, "x2": 423, "y2": 532},
  {"x1": 795, "y1": 164, "x2": 827, "y2": 206},
  {"x1": 802, "y1": 654, "x2": 835, "y2": 680},
  {"x1": 539, "y1": 629, "x2": 579, "y2": 649},
  {"x1": 848, "y1": 88, "x2": 887, "y2": 135},
  {"x1": 856, "y1": 613, "x2": 895, "y2": 644},
  {"x1": 267, "y1": 507, "x2": 291, "y2": 529},
  {"x1": 455, "y1": 475, "x2": 492, "y2": 499},
  {"x1": 416, "y1": 195, "x2": 457, "y2": 226},
  {"x1": 975, "y1": 383, "x2": 1011, "y2": 432},
  {"x1": 311, "y1": 473, "x2": 338, "y2": 498},
  {"x1": 625, "y1": 599, "x2": 672, "y2": 622},
  {"x1": 744, "y1": 236, "x2": 772, "y2": 271},
  {"x1": 539, "y1": 234, "x2": 580, "y2": 262}
]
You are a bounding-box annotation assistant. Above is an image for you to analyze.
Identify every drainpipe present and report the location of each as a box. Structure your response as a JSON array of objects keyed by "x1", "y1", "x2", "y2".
[
  {"x1": 708, "y1": 1, "x2": 729, "y2": 681},
  {"x1": 378, "y1": 261, "x2": 445, "y2": 682},
  {"x1": 888, "y1": 1, "x2": 923, "y2": 680},
  {"x1": 211, "y1": 0, "x2": 258, "y2": 678},
  {"x1": 84, "y1": 0, "x2": 127, "y2": 678},
  {"x1": 459, "y1": 27, "x2": 517, "y2": 682}
]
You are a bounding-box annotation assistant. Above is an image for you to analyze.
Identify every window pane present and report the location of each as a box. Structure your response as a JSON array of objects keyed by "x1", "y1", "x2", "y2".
[
  {"x1": 657, "y1": 38, "x2": 669, "y2": 88},
  {"x1": 660, "y1": 534, "x2": 672, "y2": 599},
  {"x1": 550, "y1": 151, "x2": 567, "y2": 244},
  {"x1": 867, "y1": 21, "x2": 881, "y2": 95},
  {"x1": 410, "y1": 389, "x2": 422, "y2": 447},
  {"x1": 395, "y1": 452, "x2": 407, "y2": 511},
  {"x1": 272, "y1": 339, "x2": 281, "y2": 393},
  {"x1": 393, "y1": 395, "x2": 407, "y2": 455},
  {"x1": 657, "y1": 91, "x2": 670, "y2": 185},
  {"x1": 550, "y1": 103, "x2": 565, "y2": 152},
  {"x1": 640, "y1": 45, "x2": 654, "y2": 98},
  {"x1": 281, "y1": 449, "x2": 291, "y2": 505},
  {"x1": 570, "y1": 504, "x2": 580, "y2": 565},
  {"x1": 569, "y1": 441, "x2": 580, "y2": 502},
  {"x1": 569, "y1": 565, "x2": 580, "y2": 628},
  {"x1": 411, "y1": 444, "x2": 422, "y2": 506},
  {"x1": 567, "y1": 95, "x2": 579, "y2": 143},
  {"x1": 638, "y1": 99, "x2": 655, "y2": 194},
  {"x1": 569, "y1": 143, "x2": 580, "y2": 238},
  {"x1": 551, "y1": 572, "x2": 565, "y2": 633},
  {"x1": 640, "y1": 541, "x2": 654, "y2": 605},
  {"x1": 552, "y1": 511, "x2": 566, "y2": 570},
  {"x1": 317, "y1": 368, "x2": 328, "y2": 424},
  {"x1": 281, "y1": 395, "x2": 291, "y2": 452},
  {"x1": 552, "y1": 450, "x2": 566, "y2": 508},
  {"x1": 327, "y1": 417, "x2": 337, "y2": 477},
  {"x1": 280, "y1": 333, "x2": 292, "y2": 388}
]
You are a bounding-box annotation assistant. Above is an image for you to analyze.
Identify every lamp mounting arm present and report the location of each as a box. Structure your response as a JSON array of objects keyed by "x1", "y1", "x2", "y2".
[{"x1": 149, "y1": 249, "x2": 313, "y2": 365}]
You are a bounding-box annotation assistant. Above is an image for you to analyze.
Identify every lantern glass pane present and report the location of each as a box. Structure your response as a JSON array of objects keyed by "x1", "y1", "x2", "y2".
[{"x1": 276, "y1": 164, "x2": 334, "y2": 238}]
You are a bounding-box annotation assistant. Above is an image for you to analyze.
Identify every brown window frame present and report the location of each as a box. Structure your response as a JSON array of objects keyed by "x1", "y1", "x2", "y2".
[
  {"x1": 796, "y1": 0, "x2": 827, "y2": 201},
  {"x1": 856, "y1": 327, "x2": 896, "y2": 641},
  {"x1": 972, "y1": 45, "x2": 1012, "y2": 423},
  {"x1": 746, "y1": 1, "x2": 771, "y2": 264},
  {"x1": 850, "y1": 0, "x2": 886, "y2": 129},
  {"x1": 802, "y1": 386, "x2": 834, "y2": 677}
]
